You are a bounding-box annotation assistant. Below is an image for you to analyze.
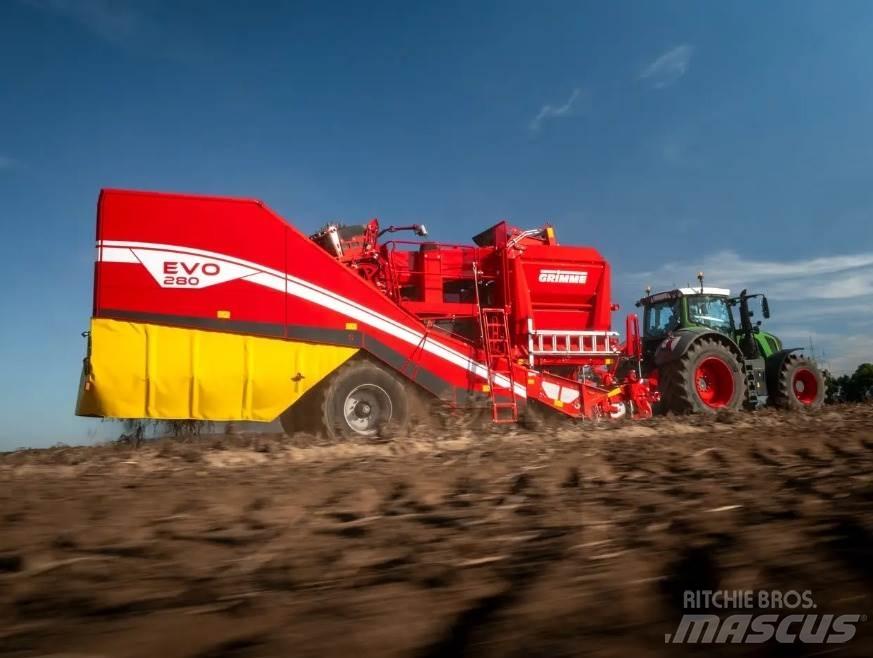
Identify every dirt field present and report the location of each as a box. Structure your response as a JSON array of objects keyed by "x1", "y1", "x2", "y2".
[{"x1": 1, "y1": 406, "x2": 872, "y2": 657}]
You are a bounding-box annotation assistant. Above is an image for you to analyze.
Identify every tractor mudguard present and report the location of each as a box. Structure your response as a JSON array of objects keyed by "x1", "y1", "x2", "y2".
[
  {"x1": 764, "y1": 348, "x2": 802, "y2": 390},
  {"x1": 654, "y1": 329, "x2": 741, "y2": 367}
]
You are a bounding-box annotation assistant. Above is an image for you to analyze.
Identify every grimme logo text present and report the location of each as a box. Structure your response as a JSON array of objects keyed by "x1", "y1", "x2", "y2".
[
  {"x1": 537, "y1": 269, "x2": 588, "y2": 284},
  {"x1": 667, "y1": 590, "x2": 865, "y2": 645}
]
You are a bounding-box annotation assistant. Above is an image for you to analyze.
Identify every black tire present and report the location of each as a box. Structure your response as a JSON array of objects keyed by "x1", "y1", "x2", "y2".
[
  {"x1": 660, "y1": 337, "x2": 746, "y2": 414},
  {"x1": 320, "y1": 360, "x2": 410, "y2": 440},
  {"x1": 770, "y1": 354, "x2": 825, "y2": 410}
]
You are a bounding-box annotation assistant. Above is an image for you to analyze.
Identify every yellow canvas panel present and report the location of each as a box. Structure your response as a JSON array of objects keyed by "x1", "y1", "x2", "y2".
[{"x1": 76, "y1": 318, "x2": 357, "y2": 421}]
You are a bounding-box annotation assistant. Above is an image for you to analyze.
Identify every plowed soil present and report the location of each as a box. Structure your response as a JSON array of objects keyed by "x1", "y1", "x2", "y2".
[{"x1": 1, "y1": 406, "x2": 873, "y2": 657}]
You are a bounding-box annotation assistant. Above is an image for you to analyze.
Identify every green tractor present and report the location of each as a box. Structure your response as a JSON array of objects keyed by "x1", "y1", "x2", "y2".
[{"x1": 636, "y1": 275, "x2": 825, "y2": 414}]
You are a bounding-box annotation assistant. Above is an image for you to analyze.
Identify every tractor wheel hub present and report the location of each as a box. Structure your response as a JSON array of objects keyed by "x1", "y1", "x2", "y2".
[{"x1": 694, "y1": 356, "x2": 734, "y2": 408}]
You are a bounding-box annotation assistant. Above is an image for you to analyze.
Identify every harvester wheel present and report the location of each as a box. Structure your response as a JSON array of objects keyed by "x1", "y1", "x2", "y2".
[
  {"x1": 320, "y1": 360, "x2": 410, "y2": 440},
  {"x1": 771, "y1": 354, "x2": 825, "y2": 410},
  {"x1": 660, "y1": 338, "x2": 746, "y2": 414}
]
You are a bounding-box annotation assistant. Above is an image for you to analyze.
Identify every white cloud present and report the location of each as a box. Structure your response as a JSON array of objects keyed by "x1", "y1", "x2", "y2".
[
  {"x1": 22, "y1": 0, "x2": 142, "y2": 44},
  {"x1": 639, "y1": 44, "x2": 694, "y2": 89},
  {"x1": 632, "y1": 250, "x2": 873, "y2": 299},
  {"x1": 824, "y1": 334, "x2": 873, "y2": 374},
  {"x1": 657, "y1": 136, "x2": 701, "y2": 168},
  {"x1": 19, "y1": 0, "x2": 205, "y2": 60},
  {"x1": 775, "y1": 300, "x2": 873, "y2": 323},
  {"x1": 530, "y1": 88, "x2": 584, "y2": 132},
  {"x1": 774, "y1": 328, "x2": 873, "y2": 375},
  {"x1": 764, "y1": 328, "x2": 871, "y2": 375}
]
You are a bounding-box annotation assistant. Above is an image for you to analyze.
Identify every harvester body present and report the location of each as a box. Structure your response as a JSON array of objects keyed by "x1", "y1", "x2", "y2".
[{"x1": 77, "y1": 189, "x2": 658, "y2": 433}]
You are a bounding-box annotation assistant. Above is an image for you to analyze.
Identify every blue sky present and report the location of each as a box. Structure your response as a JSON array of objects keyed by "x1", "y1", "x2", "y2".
[{"x1": 1, "y1": 0, "x2": 872, "y2": 448}]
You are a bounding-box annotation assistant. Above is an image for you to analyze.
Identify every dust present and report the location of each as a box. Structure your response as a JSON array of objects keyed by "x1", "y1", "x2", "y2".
[{"x1": 1, "y1": 405, "x2": 872, "y2": 657}]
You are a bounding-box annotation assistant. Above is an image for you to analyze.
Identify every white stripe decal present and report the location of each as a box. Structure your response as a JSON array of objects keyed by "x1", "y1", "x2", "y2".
[
  {"x1": 100, "y1": 246, "x2": 139, "y2": 263},
  {"x1": 97, "y1": 240, "x2": 526, "y2": 398}
]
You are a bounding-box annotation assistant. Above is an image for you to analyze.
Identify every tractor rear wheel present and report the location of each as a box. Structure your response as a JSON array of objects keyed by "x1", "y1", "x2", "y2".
[
  {"x1": 660, "y1": 338, "x2": 746, "y2": 414},
  {"x1": 320, "y1": 360, "x2": 410, "y2": 440},
  {"x1": 771, "y1": 354, "x2": 825, "y2": 410}
]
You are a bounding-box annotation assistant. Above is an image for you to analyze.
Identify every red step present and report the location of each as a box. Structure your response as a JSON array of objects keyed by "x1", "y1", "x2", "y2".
[{"x1": 478, "y1": 307, "x2": 518, "y2": 422}]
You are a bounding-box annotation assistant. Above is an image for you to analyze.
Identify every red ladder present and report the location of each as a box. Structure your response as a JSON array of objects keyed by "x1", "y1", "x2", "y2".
[{"x1": 479, "y1": 308, "x2": 519, "y2": 422}]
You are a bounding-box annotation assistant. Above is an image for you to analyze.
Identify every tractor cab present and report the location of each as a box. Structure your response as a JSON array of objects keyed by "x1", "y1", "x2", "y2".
[
  {"x1": 637, "y1": 284, "x2": 784, "y2": 362},
  {"x1": 637, "y1": 286, "x2": 734, "y2": 356},
  {"x1": 645, "y1": 288, "x2": 734, "y2": 335}
]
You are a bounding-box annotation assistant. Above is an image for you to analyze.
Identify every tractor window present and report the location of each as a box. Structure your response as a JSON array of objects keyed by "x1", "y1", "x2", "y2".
[
  {"x1": 645, "y1": 300, "x2": 678, "y2": 338},
  {"x1": 687, "y1": 295, "x2": 733, "y2": 333}
]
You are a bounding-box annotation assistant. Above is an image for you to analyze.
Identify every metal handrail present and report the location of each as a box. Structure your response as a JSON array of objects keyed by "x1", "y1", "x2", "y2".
[
  {"x1": 526, "y1": 318, "x2": 619, "y2": 364},
  {"x1": 529, "y1": 329, "x2": 620, "y2": 337}
]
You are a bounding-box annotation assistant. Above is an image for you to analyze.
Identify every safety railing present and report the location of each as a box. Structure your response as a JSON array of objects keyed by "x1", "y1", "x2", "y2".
[{"x1": 526, "y1": 319, "x2": 620, "y2": 365}]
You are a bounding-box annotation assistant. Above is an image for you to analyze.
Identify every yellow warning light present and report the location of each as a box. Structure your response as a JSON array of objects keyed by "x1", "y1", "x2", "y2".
[
  {"x1": 546, "y1": 226, "x2": 555, "y2": 238},
  {"x1": 605, "y1": 358, "x2": 613, "y2": 365},
  {"x1": 554, "y1": 399, "x2": 564, "y2": 408},
  {"x1": 482, "y1": 384, "x2": 491, "y2": 393},
  {"x1": 345, "y1": 322, "x2": 358, "y2": 331},
  {"x1": 527, "y1": 378, "x2": 536, "y2": 385},
  {"x1": 217, "y1": 310, "x2": 231, "y2": 319}
]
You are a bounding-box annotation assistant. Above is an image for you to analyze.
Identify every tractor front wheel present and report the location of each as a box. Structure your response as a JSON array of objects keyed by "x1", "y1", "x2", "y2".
[
  {"x1": 660, "y1": 338, "x2": 746, "y2": 414},
  {"x1": 771, "y1": 355, "x2": 825, "y2": 410}
]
